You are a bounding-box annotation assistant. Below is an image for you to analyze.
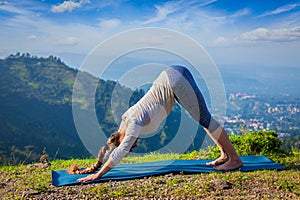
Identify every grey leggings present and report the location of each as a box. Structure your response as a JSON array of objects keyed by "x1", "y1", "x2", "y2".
[{"x1": 164, "y1": 65, "x2": 212, "y2": 129}]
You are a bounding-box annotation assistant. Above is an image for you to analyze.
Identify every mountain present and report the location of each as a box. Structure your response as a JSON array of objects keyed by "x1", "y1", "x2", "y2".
[
  {"x1": 1, "y1": 53, "x2": 207, "y2": 165},
  {"x1": 219, "y1": 65, "x2": 300, "y2": 97},
  {"x1": 0, "y1": 53, "x2": 136, "y2": 165}
]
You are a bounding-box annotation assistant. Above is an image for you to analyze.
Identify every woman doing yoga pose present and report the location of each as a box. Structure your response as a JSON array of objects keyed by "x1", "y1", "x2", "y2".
[{"x1": 76, "y1": 65, "x2": 243, "y2": 183}]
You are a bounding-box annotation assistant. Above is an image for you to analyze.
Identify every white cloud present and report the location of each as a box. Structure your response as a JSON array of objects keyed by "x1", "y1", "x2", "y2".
[
  {"x1": 230, "y1": 8, "x2": 250, "y2": 18},
  {"x1": 142, "y1": 4, "x2": 177, "y2": 24},
  {"x1": 197, "y1": 7, "x2": 250, "y2": 25},
  {"x1": 0, "y1": 1, "x2": 27, "y2": 14},
  {"x1": 0, "y1": 2, "x2": 109, "y2": 57},
  {"x1": 99, "y1": 19, "x2": 120, "y2": 29},
  {"x1": 214, "y1": 36, "x2": 226, "y2": 45},
  {"x1": 51, "y1": 0, "x2": 90, "y2": 13},
  {"x1": 27, "y1": 34, "x2": 37, "y2": 40},
  {"x1": 258, "y1": 3, "x2": 300, "y2": 18},
  {"x1": 212, "y1": 26, "x2": 300, "y2": 47},
  {"x1": 142, "y1": 0, "x2": 217, "y2": 25},
  {"x1": 239, "y1": 26, "x2": 300, "y2": 42}
]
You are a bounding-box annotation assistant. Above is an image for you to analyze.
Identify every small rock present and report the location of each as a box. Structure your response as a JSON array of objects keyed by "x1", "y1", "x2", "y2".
[
  {"x1": 22, "y1": 189, "x2": 39, "y2": 198},
  {"x1": 210, "y1": 179, "x2": 232, "y2": 190},
  {"x1": 164, "y1": 173, "x2": 174, "y2": 177},
  {"x1": 0, "y1": 182, "x2": 6, "y2": 188}
]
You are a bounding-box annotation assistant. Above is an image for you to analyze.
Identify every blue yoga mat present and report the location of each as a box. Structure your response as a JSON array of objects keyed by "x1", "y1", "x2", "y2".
[{"x1": 51, "y1": 155, "x2": 285, "y2": 186}]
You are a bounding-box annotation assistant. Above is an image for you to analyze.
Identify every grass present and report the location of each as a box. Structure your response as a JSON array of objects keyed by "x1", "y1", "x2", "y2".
[{"x1": 0, "y1": 149, "x2": 299, "y2": 199}]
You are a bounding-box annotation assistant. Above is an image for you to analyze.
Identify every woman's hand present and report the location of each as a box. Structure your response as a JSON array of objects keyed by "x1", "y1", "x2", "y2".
[
  {"x1": 77, "y1": 164, "x2": 112, "y2": 183},
  {"x1": 77, "y1": 173, "x2": 101, "y2": 183}
]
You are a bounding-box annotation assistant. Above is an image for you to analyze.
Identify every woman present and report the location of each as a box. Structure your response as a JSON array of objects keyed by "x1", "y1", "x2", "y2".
[{"x1": 77, "y1": 65, "x2": 243, "y2": 183}]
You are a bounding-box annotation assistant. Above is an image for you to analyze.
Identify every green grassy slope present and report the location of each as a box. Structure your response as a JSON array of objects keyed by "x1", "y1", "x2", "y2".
[{"x1": 0, "y1": 150, "x2": 299, "y2": 199}]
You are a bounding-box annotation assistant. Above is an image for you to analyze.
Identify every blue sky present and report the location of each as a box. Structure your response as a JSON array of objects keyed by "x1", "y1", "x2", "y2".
[{"x1": 1, "y1": 0, "x2": 300, "y2": 71}]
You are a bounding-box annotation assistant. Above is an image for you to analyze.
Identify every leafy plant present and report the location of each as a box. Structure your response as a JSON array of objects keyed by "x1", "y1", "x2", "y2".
[{"x1": 207, "y1": 130, "x2": 288, "y2": 159}]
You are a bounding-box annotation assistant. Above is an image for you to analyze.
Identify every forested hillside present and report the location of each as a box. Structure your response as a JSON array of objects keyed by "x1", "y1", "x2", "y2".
[
  {"x1": 0, "y1": 53, "x2": 145, "y2": 165},
  {"x1": 0, "y1": 53, "x2": 197, "y2": 165}
]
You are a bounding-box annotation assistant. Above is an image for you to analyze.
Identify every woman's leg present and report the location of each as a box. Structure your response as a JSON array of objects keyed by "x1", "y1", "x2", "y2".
[
  {"x1": 206, "y1": 126, "x2": 242, "y2": 170},
  {"x1": 165, "y1": 65, "x2": 242, "y2": 170},
  {"x1": 203, "y1": 125, "x2": 228, "y2": 166}
]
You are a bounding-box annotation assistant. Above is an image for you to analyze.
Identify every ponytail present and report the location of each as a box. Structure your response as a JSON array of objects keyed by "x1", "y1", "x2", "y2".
[{"x1": 67, "y1": 131, "x2": 122, "y2": 174}]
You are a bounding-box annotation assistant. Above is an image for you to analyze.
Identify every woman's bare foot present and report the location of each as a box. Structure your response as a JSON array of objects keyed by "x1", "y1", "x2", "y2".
[
  {"x1": 213, "y1": 158, "x2": 243, "y2": 171},
  {"x1": 206, "y1": 155, "x2": 228, "y2": 166}
]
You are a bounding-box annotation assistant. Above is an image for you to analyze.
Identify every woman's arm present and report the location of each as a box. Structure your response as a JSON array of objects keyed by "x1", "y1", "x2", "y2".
[
  {"x1": 77, "y1": 119, "x2": 140, "y2": 183},
  {"x1": 77, "y1": 162, "x2": 112, "y2": 183},
  {"x1": 77, "y1": 135, "x2": 137, "y2": 183}
]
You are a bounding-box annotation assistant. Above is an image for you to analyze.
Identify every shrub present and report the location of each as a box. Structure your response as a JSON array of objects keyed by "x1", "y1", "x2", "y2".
[{"x1": 207, "y1": 130, "x2": 287, "y2": 158}]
